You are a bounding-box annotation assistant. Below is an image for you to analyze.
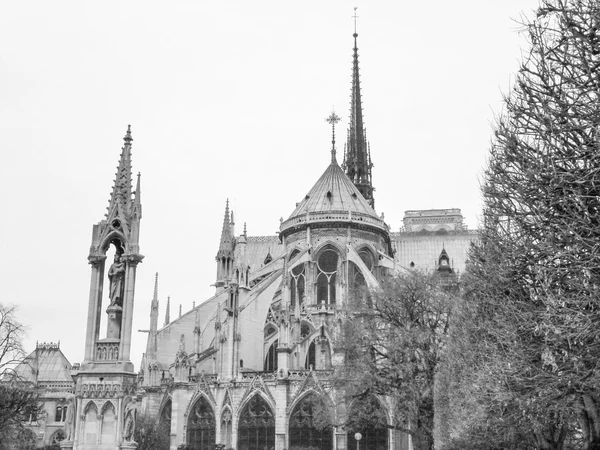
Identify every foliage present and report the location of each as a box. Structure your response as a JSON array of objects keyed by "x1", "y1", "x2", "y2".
[
  {"x1": 135, "y1": 413, "x2": 170, "y2": 450},
  {"x1": 0, "y1": 427, "x2": 37, "y2": 450},
  {"x1": 437, "y1": 0, "x2": 600, "y2": 448},
  {"x1": 0, "y1": 304, "x2": 41, "y2": 450},
  {"x1": 333, "y1": 270, "x2": 455, "y2": 450}
]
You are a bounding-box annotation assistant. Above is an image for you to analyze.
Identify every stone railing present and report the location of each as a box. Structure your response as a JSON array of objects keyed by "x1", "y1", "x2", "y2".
[
  {"x1": 37, "y1": 381, "x2": 75, "y2": 392},
  {"x1": 280, "y1": 210, "x2": 388, "y2": 233},
  {"x1": 95, "y1": 342, "x2": 120, "y2": 361},
  {"x1": 188, "y1": 373, "x2": 218, "y2": 383}
]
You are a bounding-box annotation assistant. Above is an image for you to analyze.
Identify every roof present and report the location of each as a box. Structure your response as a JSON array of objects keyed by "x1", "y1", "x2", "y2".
[
  {"x1": 15, "y1": 343, "x2": 73, "y2": 384},
  {"x1": 280, "y1": 161, "x2": 387, "y2": 235}
]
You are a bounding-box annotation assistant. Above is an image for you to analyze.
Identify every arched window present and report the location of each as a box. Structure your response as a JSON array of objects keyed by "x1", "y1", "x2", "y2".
[
  {"x1": 186, "y1": 396, "x2": 216, "y2": 450},
  {"x1": 159, "y1": 400, "x2": 172, "y2": 442},
  {"x1": 305, "y1": 341, "x2": 316, "y2": 370},
  {"x1": 289, "y1": 393, "x2": 332, "y2": 450},
  {"x1": 358, "y1": 249, "x2": 374, "y2": 271},
  {"x1": 349, "y1": 262, "x2": 369, "y2": 308},
  {"x1": 100, "y1": 402, "x2": 116, "y2": 444},
  {"x1": 55, "y1": 405, "x2": 63, "y2": 422},
  {"x1": 238, "y1": 395, "x2": 275, "y2": 450},
  {"x1": 316, "y1": 249, "x2": 338, "y2": 306},
  {"x1": 264, "y1": 340, "x2": 278, "y2": 372},
  {"x1": 290, "y1": 263, "x2": 305, "y2": 309},
  {"x1": 82, "y1": 403, "x2": 98, "y2": 444},
  {"x1": 347, "y1": 397, "x2": 388, "y2": 450}
]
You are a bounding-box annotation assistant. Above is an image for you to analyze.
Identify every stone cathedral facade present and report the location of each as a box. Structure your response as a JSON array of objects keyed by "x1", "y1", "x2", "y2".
[{"x1": 49, "y1": 30, "x2": 475, "y2": 450}]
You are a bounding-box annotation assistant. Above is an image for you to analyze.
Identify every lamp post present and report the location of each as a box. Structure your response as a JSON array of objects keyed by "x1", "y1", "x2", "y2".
[{"x1": 355, "y1": 432, "x2": 362, "y2": 450}]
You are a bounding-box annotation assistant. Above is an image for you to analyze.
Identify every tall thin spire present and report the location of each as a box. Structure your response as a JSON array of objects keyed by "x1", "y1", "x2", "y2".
[
  {"x1": 217, "y1": 199, "x2": 234, "y2": 257},
  {"x1": 342, "y1": 13, "x2": 375, "y2": 210},
  {"x1": 164, "y1": 295, "x2": 171, "y2": 326},
  {"x1": 148, "y1": 272, "x2": 159, "y2": 360}
]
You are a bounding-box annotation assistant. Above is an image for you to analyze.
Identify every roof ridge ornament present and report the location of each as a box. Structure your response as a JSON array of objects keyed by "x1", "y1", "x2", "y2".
[{"x1": 325, "y1": 110, "x2": 341, "y2": 164}]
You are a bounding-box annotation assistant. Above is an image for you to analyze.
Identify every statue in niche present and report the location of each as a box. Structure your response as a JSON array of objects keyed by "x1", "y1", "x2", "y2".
[
  {"x1": 123, "y1": 398, "x2": 137, "y2": 442},
  {"x1": 108, "y1": 253, "x2": 126, "y2": 307}
]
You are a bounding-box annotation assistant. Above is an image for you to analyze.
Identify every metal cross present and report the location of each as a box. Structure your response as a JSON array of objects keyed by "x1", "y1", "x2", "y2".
[
  {"x1": 326, "y1": 110, "x2": 342, "y2": 162},
  {"x1": 352, "y1": 7, "x2": 359, "y2": 34}
]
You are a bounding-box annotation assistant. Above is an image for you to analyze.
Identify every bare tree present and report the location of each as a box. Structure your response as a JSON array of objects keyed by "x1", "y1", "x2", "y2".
[
  {"x1": 440, "y1": 0, "x2": 600, "y2": 448},
  {"x1": 0, "y1": 304, "x2": 40, "y2": 448}
]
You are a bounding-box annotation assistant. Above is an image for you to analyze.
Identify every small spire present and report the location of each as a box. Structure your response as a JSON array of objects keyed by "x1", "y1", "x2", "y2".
[
  {"x1": 243, "y1": 222, "x2": 247, "y2": 237},
  {"x1": 326, "y1": 110, "x2": 341, "y2": 163},
  {"x1": 217, "y1": 199, "x2": 235, "y2": 257},
  {"x1": 107, "y1": 125, "x2": 134, "y2": 218},
  {"x1": 193, "y1": 301, "x2": 196, "y2": 308},
  {"x1": 153, "y1": 272, "x2": 159, "y2": 302},
  {"x1": 179, "y1": 304, "x2": 182, "y2": 318},
  {"x1": 164, "y1": 296, "x2": 171, "y2": 326},
  {"x1": 353, "y1": 7, "x2": 359, "y2": 35}
]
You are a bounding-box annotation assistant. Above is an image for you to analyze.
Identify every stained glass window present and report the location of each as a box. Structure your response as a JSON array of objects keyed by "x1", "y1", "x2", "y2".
[
  {"x1": 289, "y1": 393, "x2": 332, "y2": 450},
  {"x1": 316, "y1": 249, "x2": 338, "y2": 305},
  {"x1": 186, "y1": 397, "x2": 215, "y2": 450},
  {"x1": 238, "y1": 395, "x2": 275, "y2": 450},
  {"x1": 264, "y1": 340, "x2": 278, "y2": 372}
]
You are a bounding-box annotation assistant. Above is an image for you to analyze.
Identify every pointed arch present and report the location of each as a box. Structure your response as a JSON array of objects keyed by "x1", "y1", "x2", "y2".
[
  {"x1": 159, "y1": 397, "x2": 172, "y2": 442},
  {"x1": 237, "y1": 393, "x2": 275, "y2": 450},
  {"x1": 100, "y1": 401, "x2": 116, "y2": 444},
  {"x1": 81, "y1": 401, "x2": 98, "y2": 444},
  {"x1": 346, "y1": 396, "x2": 389, "y2": 450},
  {"x1": 289, "y1": 391, "x2": 333, "y2": 450},
  {"x1": 221, "y1": 405, "x2": 233, "y2": 448},
  {"x1": 186, "y1": 395, "x2": 216, "y2": 450},
  {"x1": 314, "y1": 244, "x2": 342, "y2": 307},
  {"x1": 264, "y1": 339, "x2": 278, "y2": 372}
]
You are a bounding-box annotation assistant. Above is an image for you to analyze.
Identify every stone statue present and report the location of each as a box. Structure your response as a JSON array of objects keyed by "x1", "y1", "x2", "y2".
[
  {"x1": 64, "y1": 394, "x2": 76, "y2": 441},
  {"x1": 123, "y1": 399, "x2": 137, "y2": 442},
  {"x1": 108, "y1": 253, "x2": 126, "y2": 307}
]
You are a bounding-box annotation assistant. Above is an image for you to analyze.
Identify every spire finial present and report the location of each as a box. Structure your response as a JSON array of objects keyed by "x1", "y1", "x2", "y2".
[
  {"x1": 326, "y1": 110, "x2": 341, "y2": 163},
  {"x1": 243, "y1": 222, "x2": 247, "y2": 236},
  {"x1": 353, "y1": 7, "x2": 359, "y2": 36},
  {"x1": 124, "y1": 124, "x2": 133, "y2": 144}
]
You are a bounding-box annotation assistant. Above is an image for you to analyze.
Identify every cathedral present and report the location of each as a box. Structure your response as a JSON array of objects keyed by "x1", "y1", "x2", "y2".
[{"x1": 20, "y1": 28, "x2": 475, "y2": 450}]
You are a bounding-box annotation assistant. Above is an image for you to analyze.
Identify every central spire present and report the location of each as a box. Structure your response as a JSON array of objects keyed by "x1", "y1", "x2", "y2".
[
  {"x1": 342, "y1": 12, "x2": 375, "y2": 210},
  {"x1": 326, "y1": 110, "x2": 341, "y2": 163}
]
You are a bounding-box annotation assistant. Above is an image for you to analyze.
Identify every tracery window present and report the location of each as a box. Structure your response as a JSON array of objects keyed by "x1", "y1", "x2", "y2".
[
  {"x1": 289, "y1": 393, "x2": 332, "y2": 450},
  {"x1": 222, "y1": 409, "x2": 233, "y2": 448},
  {"x1": 238, "y1": 395, "x2": 275, "y2": 450},
  {"x1": 290, "y1": 263, "x2": 305, "y2": 309},
  {"x1": 50, "y1": 430, "x2": 66, "y2": 444},
  {"x1": 316, "y1": 249, "x2": 338, "y2": 306},
  {"x1": 264, "y1": 340, "x2": 278, "y2": 372},
  {"x1": 186, "y1": 396, "x2": 216, "y2": 450},
  {"x1": 347, "y1": 397, "x2": 388, "y2": 450}
]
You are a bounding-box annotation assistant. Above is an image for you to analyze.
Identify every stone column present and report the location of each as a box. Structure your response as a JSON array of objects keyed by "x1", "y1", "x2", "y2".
[
  {"x1": 119, "y1": 254, "x2": 143, "y2": 364},
  {"x1": 84, "y1": 256, "x2": 106, "y2": 362}
]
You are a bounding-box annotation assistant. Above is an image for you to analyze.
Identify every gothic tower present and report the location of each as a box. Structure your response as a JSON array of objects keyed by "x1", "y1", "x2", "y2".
[
  {"x1": 342, "y1": 30, "x2": 375, "y2": 209},
  {"x1": 71, "y1": 126, "x2": 142, "y2": 450}
]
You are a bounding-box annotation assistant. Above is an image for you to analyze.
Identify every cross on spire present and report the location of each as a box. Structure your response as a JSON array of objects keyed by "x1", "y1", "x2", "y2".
[
  {"x1": 353, "y1": 7, "x2": 359, "y2": 35},
  {"x1": 326, "y1": 110, "x2": 341, "y2": 163}
]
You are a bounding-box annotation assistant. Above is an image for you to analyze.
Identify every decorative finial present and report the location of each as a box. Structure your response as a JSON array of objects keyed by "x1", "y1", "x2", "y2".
[
  {"x1": 124, "y1": 124, "x2": 133, "y2": 144},
  {"x1": 353, "y1": 7, "x2": 359, "y2": 36},
  {"x1": 243, "y1": 222, "x2": 247, "y2": 236},
  {"x1": 326, "y1": 110, "x2": 342, "y2": 163},
  {"x1": 179, "y1": 304, "x2": 182, "y2": 318}
]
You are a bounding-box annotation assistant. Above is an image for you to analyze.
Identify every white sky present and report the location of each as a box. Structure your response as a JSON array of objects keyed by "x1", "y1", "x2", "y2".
[{"x1": 0, "y1": 1, "x2": 539, "y2": 369}]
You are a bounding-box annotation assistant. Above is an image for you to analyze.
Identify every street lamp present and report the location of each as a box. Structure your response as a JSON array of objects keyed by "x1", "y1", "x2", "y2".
[{"x1": 355, "y1": 432, "x2": 362, "y2": 450}]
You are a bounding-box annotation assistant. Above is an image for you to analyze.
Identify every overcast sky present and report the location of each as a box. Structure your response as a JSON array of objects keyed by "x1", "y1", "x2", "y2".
[{"x1": 1, "y1": 1, "x2": 540, "y2": 368}]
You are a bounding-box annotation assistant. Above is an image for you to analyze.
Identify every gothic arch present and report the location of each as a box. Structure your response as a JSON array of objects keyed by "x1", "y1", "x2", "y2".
[
  {"x1": 184, "y1": 391, "x2": 217, "y2": 424},
  {"x1": 346, "y1": 396, "x2": 390, "y2": 450},
  {"x1": 49, "y1": 429, "x2": 66, "y2": 444},
  {"x1": 237, "y1": 386, "x2": 276, "y2": 422},
  {"x1": 220, "y1": 405, "x2": 234, "y2": 448},
  {"x1": 100, "y1": 232, "x2": 125, "y2": 254},
  {"x1": 312, "y1": 240, "x2": 345, "y2": 259},
  {"x1": 99, "y1": 401, "x2": 116, "y2": 445},
  {"x1": 237, "y1": 393, "x2": 275, "y2": 450},
  {"x1": 159, "y1": 398, "x2": 172, "y2": 442},
  {"x1": 80, "y1": 401, "x2": 99, "y2": 445},
  {"x1": 289, "y1": 391, "x2": 333, "y2": 450},
  {"x1": 354, "y1": 244, "x2": 377, "y2": 270},
  {"x1": 186, "y1": 395, "x2": 216, "y2": 450}
]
